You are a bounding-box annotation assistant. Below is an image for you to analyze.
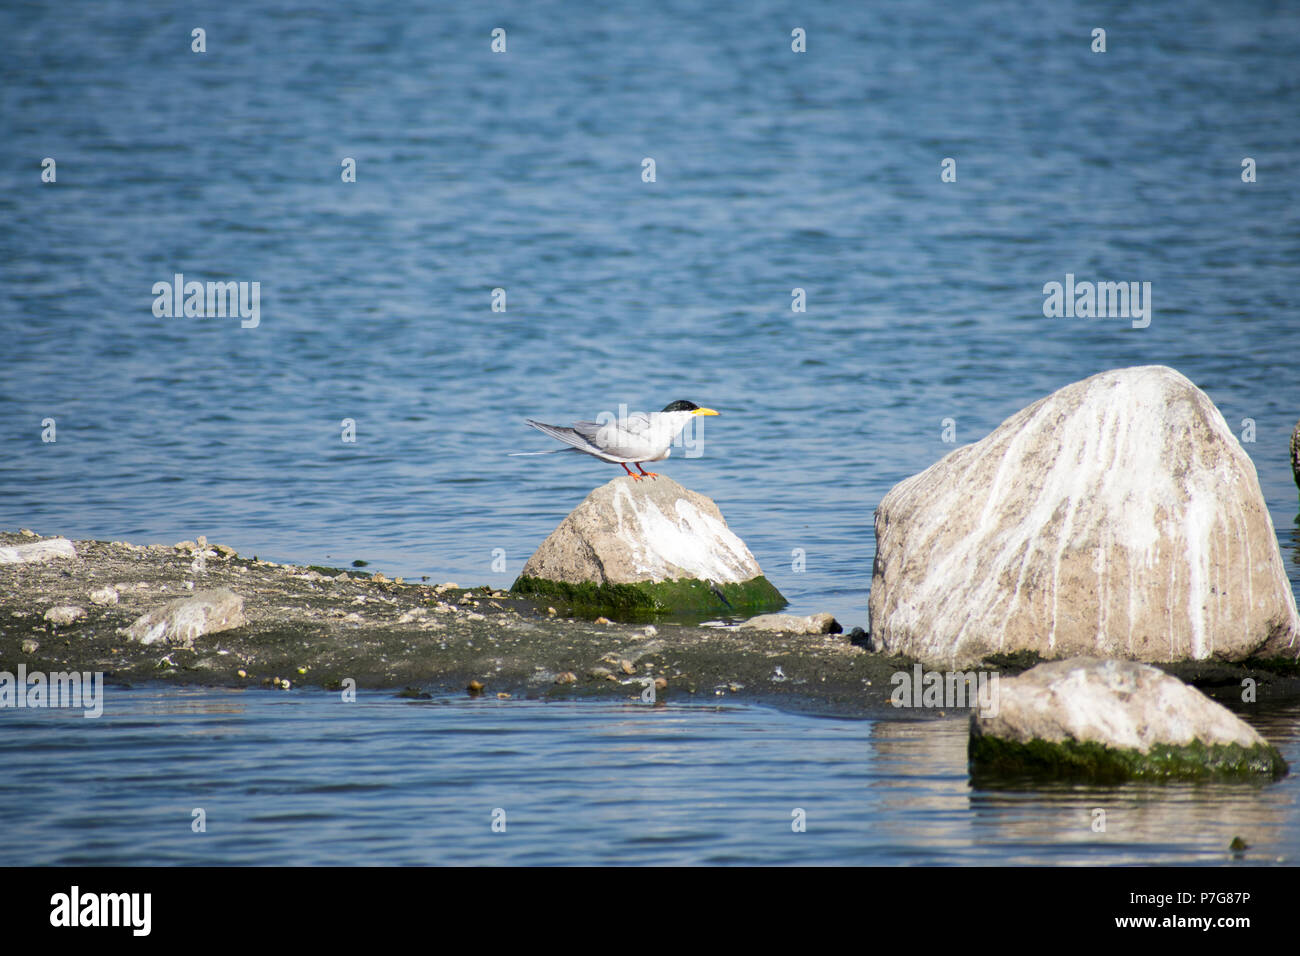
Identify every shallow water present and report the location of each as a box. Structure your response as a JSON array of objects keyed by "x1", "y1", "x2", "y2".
[
  {"x1": 3, "y1": 1, "x2": 1300, "y2": 629},
  {"x1": 0, "y1": 688, "x2": 1295, "y2": 866}
]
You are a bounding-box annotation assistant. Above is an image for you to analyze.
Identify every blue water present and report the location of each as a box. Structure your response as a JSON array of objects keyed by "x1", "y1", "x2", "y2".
[
  {"x1": 1, "y1": 689, "x2": 1296, "y2": 866},
  {"x1": 2, "y1": 1, "x2": 1300, "y2": 864}
]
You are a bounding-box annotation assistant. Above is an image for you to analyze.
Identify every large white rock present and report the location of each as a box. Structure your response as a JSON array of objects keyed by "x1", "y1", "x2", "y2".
[
  {"x1": 969, "y1": 658, "x2": 1287, "y2": 778},
  {"x1": 870, "y1": 366, "x2": 1299, "y2": 666},
  {"x1": 974, "y1": 658, "x2": 1270, "y2": 752},
  {"x1": 514, "y1": 476, "x2": 785, "y2": 614},
  {"x1": 520, "y1": 476, "x2": 765, "y2": 585}
]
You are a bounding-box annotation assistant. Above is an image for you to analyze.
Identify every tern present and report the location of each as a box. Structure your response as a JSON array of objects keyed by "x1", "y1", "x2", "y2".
[{"x1": 514, "y1": 400, "x2": 720, "y2": 480}]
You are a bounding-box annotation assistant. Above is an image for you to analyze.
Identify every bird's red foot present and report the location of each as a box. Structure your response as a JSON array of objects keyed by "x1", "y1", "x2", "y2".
[{"x1": 636, "y1": 468, "x2": 659, "y2": 479}]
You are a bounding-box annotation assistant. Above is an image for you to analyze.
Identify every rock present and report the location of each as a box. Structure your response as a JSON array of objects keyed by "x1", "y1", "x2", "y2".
[
  {"x1": 969, "y1": 658, "x2": 1288, "y2": 780},
  {"x1": 89, "y1": 586, "x2": 119, "y2": 606},
  {"x1": 740, "y1": 612, "x2": 841, "y2": 635},
  {"x1": 0, "y1": 537, "x2": 78, "y2": 564},
  {"x1": 214, "y1": 543, "x2": 238, "y2": 558},
  {"x1": 555, "y1": 671, "x2": 578, "y2": 684},
  {"x1": 20, "y1": 639, "x2": 39, "y2": 655},
  {"x1": 870, "y1": 366, "x2": 1300, "y2": 666},
  {"x1": 513, "y1": 476, "x2": 786, "y2": 615},
  {"x1": 847, "y1": 626, "x2": 870, "y2": 648},
  {"x1": 121, "y1": 589, "x2": 247, "y2": 647},
  {"x1": 44, "y1": 606, "x2": 86, "y2": 626},
  {"x1": 587, "y1": 666, "x2": 617, "y2": 681}
]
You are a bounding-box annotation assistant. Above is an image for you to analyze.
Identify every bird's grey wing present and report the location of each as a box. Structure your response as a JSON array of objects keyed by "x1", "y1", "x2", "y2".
[
  {"x1": 569, "y1": 416, "x2": 659, "y2": 460},
  {"x1": 525, "y1": 419, "x2": 617, "y2": 460}
]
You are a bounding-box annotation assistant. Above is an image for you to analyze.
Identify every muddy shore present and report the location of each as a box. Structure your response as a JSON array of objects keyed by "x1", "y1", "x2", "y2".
[{"x1": 3, "y1": 530, "x2": 1298, "y2": 717}]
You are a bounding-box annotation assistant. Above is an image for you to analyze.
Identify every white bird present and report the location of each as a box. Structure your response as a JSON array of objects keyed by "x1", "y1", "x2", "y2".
[{"x1": 514, "y1": 400, "x2": 720, "y2": 480}]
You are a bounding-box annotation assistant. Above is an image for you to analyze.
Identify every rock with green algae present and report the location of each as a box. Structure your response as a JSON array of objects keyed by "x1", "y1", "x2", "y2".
[
  {"x1": 969, "y1": 657, "x2": 1288, "y2": 781},
  {"x1": 512, "y1": 475, "x2": 786, "y2": 617}
]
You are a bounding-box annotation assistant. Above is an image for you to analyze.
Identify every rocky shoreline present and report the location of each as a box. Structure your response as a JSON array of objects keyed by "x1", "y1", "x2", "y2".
[{"x1": 3, "y1": 529, "x2": 1299, "y2": 719}]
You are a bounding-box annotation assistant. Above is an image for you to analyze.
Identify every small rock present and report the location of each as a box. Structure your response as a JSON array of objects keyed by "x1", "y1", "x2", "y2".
[
  {"x1": 620, "y1": 660, "x2": 636, "y2": 675},
  {"x1": 740, "y1": 612, "x2": 841, "y2": 635},
  {"x1": 654, "y1": 677, "x2": 668, "y2": 691},
  {"x1": 214, "y1": 544, "x2": 238, "y2": 558},
  {"x1": 594, "y1": 616, "x2": 612, "y2": 626},
  {"x1": 467, "y1": 680, "x2": 485, "y2": 694},
  {"x1": 19, "y1": 528, "x2": 37, "y2": 537},
  {"x1": 174, "y1": 540, "x2": 198, "y2": 553},
  {"x1": 547, "y1": 607, "x2": 557, "y2": 617},
  {"x1": 496, "y1": 692, "x2": 510, "y2": 699},
  {"x1": 588, "y1": 666, "x2": 617, "y2": 681},
  {"x1": 555, "y1": 671, "x2": 578, "y2": 684},
  {"x1": 44, "y1": 605, "x2": 86, "y2": 626},
  {"x1": 88, "y1": 586, "x2": 119, "y2": 606},
  {"x1": 121, "y1": 589, "x2": 247, "y2": 647},
  {"x1": 20, "y1": 639, "x2": 39, "y2": 655},
  {"x1": 237, "y1": 669, "x2": 247, "y2": 678},
  {"x1": 1230, "y1": 836, "x2": 1249, "y2": 852},
  {"x1": 643, "y1": 625, "x2": 658, "y2": 637},
  {"x1": 0, "y1": 537, "x2": 78, "y2": 564}
]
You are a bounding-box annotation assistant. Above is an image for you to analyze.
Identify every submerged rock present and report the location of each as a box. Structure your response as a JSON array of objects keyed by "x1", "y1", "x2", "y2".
[
  {"x1": 740, "y1": 612, "x2": 841, "y2": 635},
  {"x1": 969, "y1": 657, "x2": 1287, "y2": 780},
  {"x1": 870, "y1": 366, "x2": 1299, "y2": 666},
  {"x1": 0, "y1": 537, "x2": 77, "y2": 564},
  {"x1": 121, "y1": 588, "x2": 248, "y2": 647},
  {"x1": 513, "y1": 476, "x2": 785, "y2": 616}
]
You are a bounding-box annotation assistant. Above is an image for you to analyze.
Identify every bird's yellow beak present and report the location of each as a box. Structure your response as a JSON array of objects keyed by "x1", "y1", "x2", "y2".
[{"x1": 692, "y1": 407, "x2": 720, "y2": 416}]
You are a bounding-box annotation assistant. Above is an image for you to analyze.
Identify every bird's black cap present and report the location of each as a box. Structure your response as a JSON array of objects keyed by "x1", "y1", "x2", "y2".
[{"x1": 661, "y1": 400, "x2": 699, "y2": 412}]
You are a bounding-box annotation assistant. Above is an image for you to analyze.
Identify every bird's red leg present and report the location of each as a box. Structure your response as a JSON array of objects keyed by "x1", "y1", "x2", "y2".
[
  {"x1": 621, "y1": 463, "x2": 644, "y2": 481},
  {"x1": 635, "y1": 463, "x2": 659, "y2": 479}
]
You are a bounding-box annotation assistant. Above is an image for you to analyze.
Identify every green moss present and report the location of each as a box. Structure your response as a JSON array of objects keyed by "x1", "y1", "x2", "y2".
[
  {"x1": 307, "y1": 564, "x2": 371, "y2": 579},
  {"x1": 510, "y1": 574, "x2": 786, "y2": 620},
  {"x1": 978, "y1": 650, "x2": 1044, "y2": 672},
  {"x1": 969, "y1": 733, "x2": 1288, "y2": 782}
]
